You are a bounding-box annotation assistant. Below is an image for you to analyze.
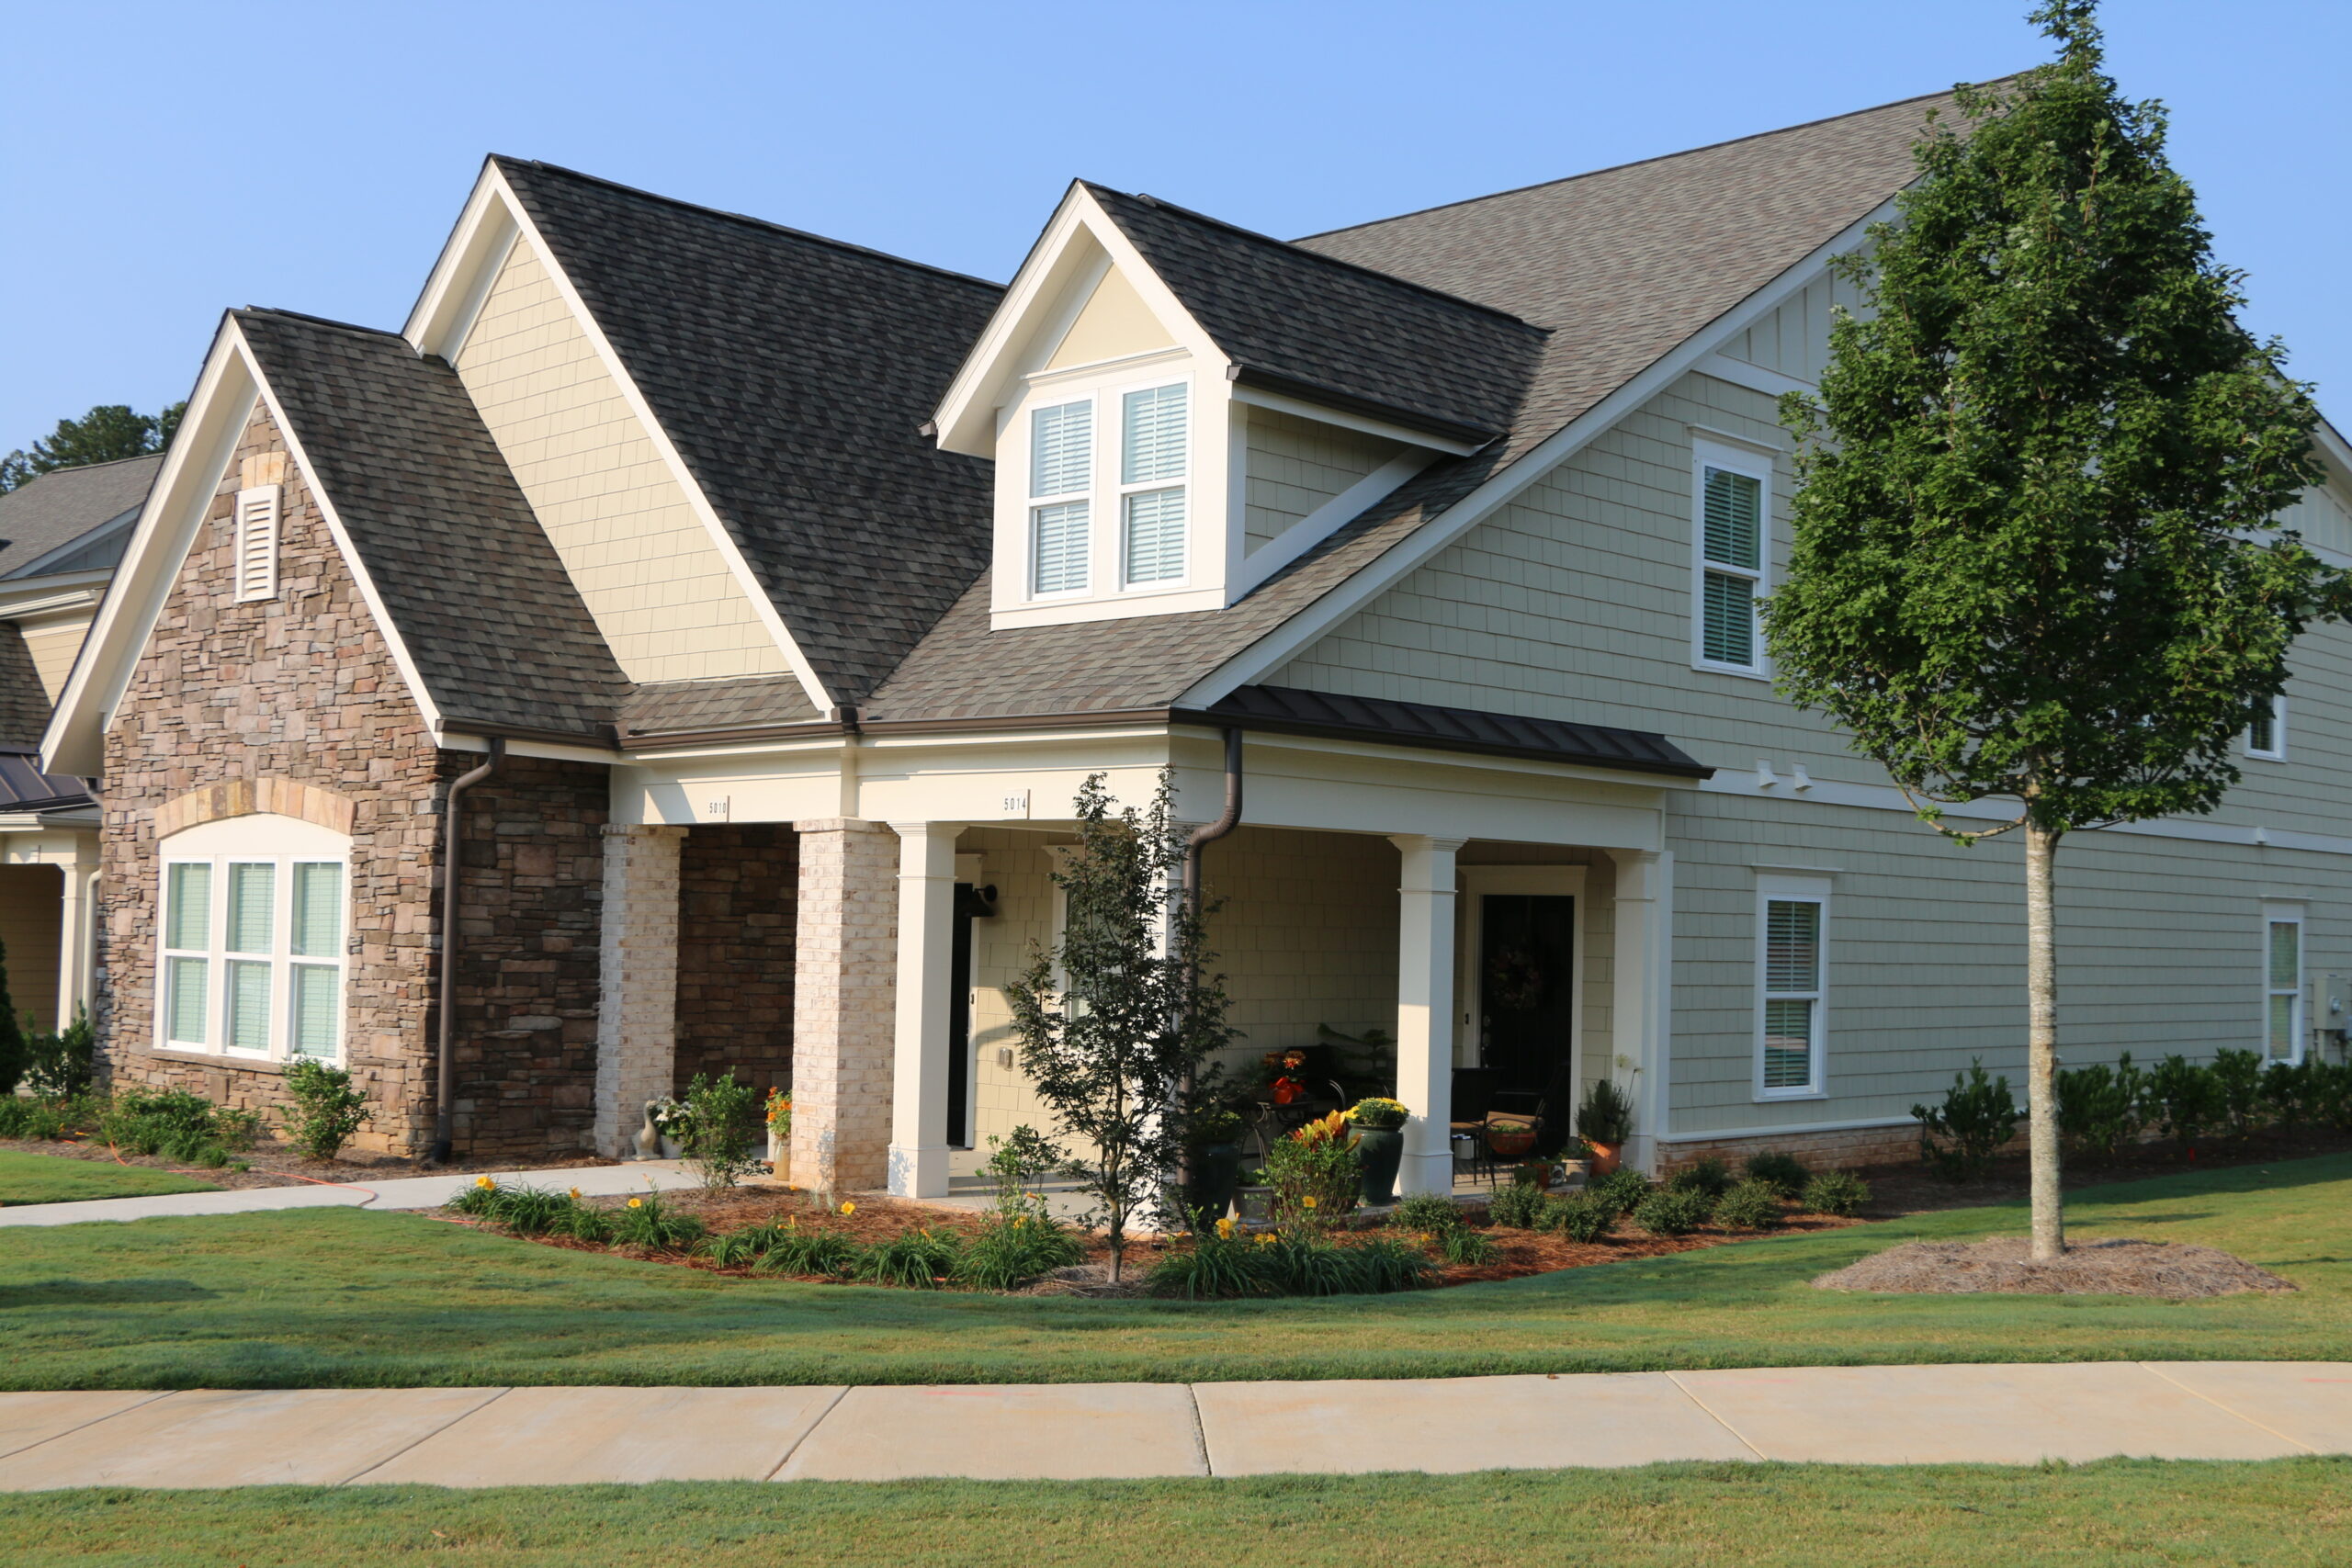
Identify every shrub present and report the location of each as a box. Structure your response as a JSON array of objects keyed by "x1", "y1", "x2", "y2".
[
  {"x1": 2210, "y1": 1048, "x2": 2267, "y2": 1140},
  {"x1": 0, "y1": 1098, "x2": 65, "y2": 1140},
  {"x1": 1802, "y1": 1170, "x2": 1872, "y2": 1216},
  {"x1": 1585, "y1": 1168, "x2": 1654, "y2": 1217},
  {"x1": 1260, "y1": 1111, "x2": 1361, "y2": 1227},
  {"x1": 2056, "y1": 1052, "x2": 2148, "y2": 1162},
  {"x1": 1387, "y1": 1193, "x2": 1466, "y2": 1235},
  {"x1": 1633, "y1": 1189, "x2": 1712, "y2": 1236},
  {"x1": 98, "y1": 1088, "x2": 259, "y2": 1165},
  {"x1": 1486, "y1": 1180, "x2": 1551, "y2": 1230},
  {"x1": 2146, "y1": 1054, "x2": 2221, "y2": 1150},
  {"x1": 2263, "y1": 1057, "x2": 2324, "y2": 1129},
  {"x1": 1711, "y1": 1179, "x2": 1786, "y2": 1231},
  {"x1": 858, "y1": 1227, "x2": 964, "y2": 1289},
  {"x1": 1545, "y1": 1192, "x2": 1618, "y2": 1243},
  {"x1": 1147, "y1": 1221, "x2": 1275, "y2": 1300},
  {"x1": 20, "y1": 1008, "x2": 94, "y2": 1100},
  {"x1": 610, "y1": 1189, "x2": 706, "y2": 1249},
  {"x1": 756, "y1": 1222, "x2": 862, "y2": 1279},
  {"x1": 1911, "y1": 1059, "x2": 2019, "y2": 1179},
  {"x1": 282, "y1": 1059, "x2": 368, "y2": 1162},
  {"x1": 1743, "y1": 1151, "x2": 1810, "y2": 1199},
  {"x1": 1666, "y1": 1156, "x2": 1733, "y2": 1199},
  {"x1": 956, "y1": 1213, "x2": 1086, "y2": 1291},
  {"x1": 678, "y1": 1071, "x2": 763, "y2": 1190}
]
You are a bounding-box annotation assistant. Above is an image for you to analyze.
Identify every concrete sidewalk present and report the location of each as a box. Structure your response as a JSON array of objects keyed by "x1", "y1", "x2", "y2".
[
  {"x1": 0, "y1": 1162, "x2": 705, "y2": 1227},
  {"x1": 1, "y1": 1363, "x2": 2345, "y2": 1488}
]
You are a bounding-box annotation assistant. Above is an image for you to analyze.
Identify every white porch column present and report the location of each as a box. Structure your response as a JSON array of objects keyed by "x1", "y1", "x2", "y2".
[
  {"x1": 55, "y1": 850, "x2": 98, "y2": 1030},
  {"x1": 1607, "y1": 848, "x2": 1675, "y2": 1174},
  {"x1": 887, "y1": 821, "x2": 960, "y2": 1199},
  {"x1": 1390, "y1": 834, "x2": 1464, "y2": 1197},
  {"x1": 594, "y1": 824, "x2": 684, "y2": 1159}
]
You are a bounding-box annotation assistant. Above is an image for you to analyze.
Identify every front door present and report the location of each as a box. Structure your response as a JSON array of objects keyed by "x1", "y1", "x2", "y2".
[{"x1": 1475, "y1": 891, "x2": 1577, "y2": 1111}]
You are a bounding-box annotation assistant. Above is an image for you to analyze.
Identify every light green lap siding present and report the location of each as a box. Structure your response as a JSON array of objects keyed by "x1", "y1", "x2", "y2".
[{"x1": 1243, "y1": 409, "x2": 1401, "y2": 554}]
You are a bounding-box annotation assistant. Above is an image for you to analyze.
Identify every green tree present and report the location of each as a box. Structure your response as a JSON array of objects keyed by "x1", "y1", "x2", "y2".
[
  {"x1": 1764, "y1": 1, "x2": 2350, "y2": 1259},
  {"x1": 0, "y1": 401, "x2": 186, "y2": 491},
  {"x1": 1006, "y1": 771, "x2": 1236, "y2": 1280}
]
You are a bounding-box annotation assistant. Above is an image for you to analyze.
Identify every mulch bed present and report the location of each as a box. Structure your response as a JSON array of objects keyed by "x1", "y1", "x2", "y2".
[
  {"x1": 0, "y1": 1134, "x2": 615, "y2": 1194},
  {"x1": 1813, "y1": 1236, "x2": 2297, "y2": 1299},
  {"x1": 1849, "y1": 1125, "x2": 2352, "y2": 1218}
]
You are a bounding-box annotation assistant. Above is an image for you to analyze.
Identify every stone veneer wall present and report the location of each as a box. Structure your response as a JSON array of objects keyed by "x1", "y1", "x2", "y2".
[
  {"x1": 674, "y1": 823, "x2": 797, "y2": 1098},
  {"x1": 96, "y1": 400, "x2": 607, "y2": 1158}
]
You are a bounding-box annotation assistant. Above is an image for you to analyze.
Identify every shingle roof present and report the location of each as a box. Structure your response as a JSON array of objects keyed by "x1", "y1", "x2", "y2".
[
  {"x1": 1202, "y1": 684, "x2": 1707, "y2": 777},
  {"x1": 493, "y1": 159, "x2": 1006, "y2": 708},
  {"x1": 862, "y1": 87, "x2": 1962, "y2": 727},
  {"x1": 0, "y1": 625, "x2": 51, "y2": 749},
  {"x1": 620, "y1": 674, "x2": 819, "y2": 741},
  {"x1": 235, "y1": 309, "x2": 629, "y2": 739},
  {"x1": 0, "y1": 453, "x2": 158, "y2": 579},
  {"x1": 1084, "y1": 186, "x2": 1546, "y2": 444}
]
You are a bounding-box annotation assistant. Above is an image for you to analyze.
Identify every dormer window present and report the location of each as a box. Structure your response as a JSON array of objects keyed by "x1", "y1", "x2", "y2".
[
  {"x1": 1030, "y1": 400, "x2": 1093, "y2": 595},
  {"x1": 1015, "y1": 373, "x2": 1196, "y2": 605},
  {"x1": 1120, "y1": 383, "x2": 1187, "y2": 585}
]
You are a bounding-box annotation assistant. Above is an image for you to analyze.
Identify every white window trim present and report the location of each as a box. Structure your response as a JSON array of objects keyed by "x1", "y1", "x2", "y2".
[
  {"x1": 155, "y1": 814, "x2": 350, "y2": 1064},
  {"x1": 1012, "y1": 369, "x2": 1196, "y2": 605},
  {"x1": 1115, "y1": 382, "x2": 1191, "y2": 592},
  {"x1": 1690, "y1": 438, "x2": 1772, "y2": 680},
  {"x1": 2245, "y1": 692, "x2": 2288, "y2": 761},
  {"x1": 2263, "y1": 901, "x2": 2306, "y2": 1066},
  {"x1": 1754, "y1": 873, "x2": 1830, "y2": 1100}
]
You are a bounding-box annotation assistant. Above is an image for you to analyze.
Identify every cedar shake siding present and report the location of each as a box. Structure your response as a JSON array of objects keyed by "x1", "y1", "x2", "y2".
[
  {"x1": 97, "y1": 401, "x2": 607, "y2": 1157},
  {"x1": 674, "y1": 823, "x2": 797, "y2": 1099}
]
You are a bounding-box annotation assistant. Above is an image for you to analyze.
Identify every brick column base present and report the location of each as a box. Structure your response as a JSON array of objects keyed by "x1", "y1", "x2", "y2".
[
  {"x1": 789, "y1": 818, "x2": 898, "y2": 1192},
  {"x1": 594, "y1": 824, "x2": 684, "y2": 1158}
]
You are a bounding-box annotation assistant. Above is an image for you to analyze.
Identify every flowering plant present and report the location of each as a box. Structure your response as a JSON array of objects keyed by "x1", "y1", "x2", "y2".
[
  {"x1": 765, "y1": 1089, "x2": 792, "y2": 1134},
  {"x1": 1260, "y1": 1110, "x2": 1360, "y2": 1228},
  {"x1": 1345, "y1": 1097, "x2": 1410, "y2": 1132}
]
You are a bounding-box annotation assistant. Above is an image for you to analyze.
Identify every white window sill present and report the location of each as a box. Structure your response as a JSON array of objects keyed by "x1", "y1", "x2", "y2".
[
  {"x1": 1753, "y1": 1089, "x2": 1828, "y2": 1104},
  {"x1": 1694, "y1": 660, "x2": 1772, "y2": 682}
]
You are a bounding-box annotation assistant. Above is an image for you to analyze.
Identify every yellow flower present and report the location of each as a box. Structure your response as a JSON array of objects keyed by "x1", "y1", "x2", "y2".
[
  {"x1": 1301, "y1": 1195, "x2": 1317, "y2": 1210},
  {"x1": 1256, "y1": 1233, "x2": 1277, "y2": 1247},
  {"x1": 1215, "y1": 1216, "x2": 1238, "y2": 1239},
  {"x1": 628, "y1": 1197, "x2": 644, "y2": 1210},
  {"x1": 840, "y1": 1201, "x2": 855, "y2": 1216},
  {"x1": 567, "y1": 1188, "x2": 581, "y2": 1201},
  {"x1": 473, "y1": 1175, "x2": 494, "y2": 1190}
]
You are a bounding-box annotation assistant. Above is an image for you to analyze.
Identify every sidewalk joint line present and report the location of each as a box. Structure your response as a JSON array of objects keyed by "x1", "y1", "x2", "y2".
[
  {"x1": 765, "y1": 1386, "x2": 851, "y2": 1481},
  {"x1": 1183, "y1": 1384, "x2": 1213, "y2": 1478},
  {"x1": 1664, "y1": 1371, "x2": 1768, "y2": 1462},
  {"x1": 2134, "y1": 1362, "x2": 2316, "y2": 1456},
  {"x1": 338, "y1": 1387, "x2": 514, "y2": 1484},
  {"x1": 0, "y1": 1389, "x2": 176, "y2": 1464}
]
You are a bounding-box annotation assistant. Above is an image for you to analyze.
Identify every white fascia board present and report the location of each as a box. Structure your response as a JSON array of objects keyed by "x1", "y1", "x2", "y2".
[
  {"x1": 406, "y1": 165, "x2": 836, "y2": 717},
  {"x1": 43, "y1": 324, "x2": 257, "y2": 775},
  {"x1": 0, "y1": 574, "x2": 112, "y2": 621},
  {"x1": 1231, "y1": 449, "x2": 1436, "y2": 600},
  {"x1": 1176, "y1": 197, "x2": 1901, "y2": 706},
  {"x1": 932, "y1": 184, "x2": 1230, "y2": 457}
]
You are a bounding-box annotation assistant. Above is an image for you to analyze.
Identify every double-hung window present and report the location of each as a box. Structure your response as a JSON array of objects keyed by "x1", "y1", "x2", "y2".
[
  {"x1": 2246, "y1": 693, "x2": 2287, "y2": 761},
  {"x1": 157, "y1": 817, "x2": 349, "y2": 1062},
  {"x1": 1693, "y1": 443, "x2": 1769, "y2": 674},
  {"x1": 2265, "y1": 904, "x2": 2304, "y2": 1064},
  {"x1": 1756, "y1": 875, "x2": 1828, "y2": 1098},
  {"x1": 1029, "y1": 399, "x2": 1092, "y2": 595},
  {"x1": 1120, "y1": 383, "x2": 1187, "y2": 585}
]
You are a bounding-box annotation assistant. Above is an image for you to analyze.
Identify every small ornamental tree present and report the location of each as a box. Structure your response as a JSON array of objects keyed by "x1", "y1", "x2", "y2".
[
  {"x1": 1767, "y1": 1, "x2": 2350, "y2": 1259},
  {"x1": 1006, "y1": 770, "x2": 1236, "y2": 1280}
]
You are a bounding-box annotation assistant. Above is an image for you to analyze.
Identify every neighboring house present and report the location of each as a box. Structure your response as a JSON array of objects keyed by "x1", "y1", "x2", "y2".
[
  {"x1": 42, "y1": 85, "x2": 2352, "y2": 1186},
  {"x1": 0, "y1": 456, "x2": 153, "y2": 1031}
]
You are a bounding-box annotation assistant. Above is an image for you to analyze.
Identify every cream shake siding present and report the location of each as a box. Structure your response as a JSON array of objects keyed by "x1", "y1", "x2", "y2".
[
  {"x1": 453, "y1": 242, "x2": 791, "y2": 685},
  {"x1": 21, "y1": 622, "x2": 86, "y2": 701},
  {"x1": 1717, "y1": 272, "x2": 1870, "y2": 383},
  {"x1": 0, "y1": 864, "x2": 62, "y2": 1026},
  {"x1": 1243, "y1": 409, "x2": 1403, "y2": 553}
]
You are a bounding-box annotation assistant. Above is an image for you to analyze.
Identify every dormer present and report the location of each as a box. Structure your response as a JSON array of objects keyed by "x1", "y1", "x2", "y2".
[{"x1": 933, "y1": 184, "x2": 1546, "y2": 631}]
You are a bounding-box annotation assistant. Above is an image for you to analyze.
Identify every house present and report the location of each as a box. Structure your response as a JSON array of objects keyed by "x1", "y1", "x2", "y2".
[
  {"x1": 0, "y1": 455, "x2": 155, "y2": 1031},
  {"x1": 41, "y1": 85, "x2": 2352, "y2": 1189}
]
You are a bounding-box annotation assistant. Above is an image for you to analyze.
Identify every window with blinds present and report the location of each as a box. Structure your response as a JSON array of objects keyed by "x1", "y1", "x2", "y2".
[
  {"x1": 157, "y1": 851, "x2": 346, "y2": 1061},
  {"x1": 1030, "y1": 401, "x2": 1091, "y2": 497},
  {"x1": 1696, "y1": 461, "x2": 1764, "y2": 671},
  {"x1": 233, "y1": 484, "x2": 280, "y2": 603},
  {"x1": 1121, "y1": 384, "x2": 1186, "y2": 484},
  {"x1": 2247, "y1": 694, "x2": 2286, "y2": 759},
  {"x1": 1124, "y1": 488, "x2": 1186, "y2": 584},
  {"x1": 2267, "y1": 912, "x2": 2303, "y2": 1063},
  {"x1": 1758, "y1": 890, "x2": 1826, "y2": 1095},
  {"x1": 1032, "y1": 501, "x2": 1090, "y2": 595}
]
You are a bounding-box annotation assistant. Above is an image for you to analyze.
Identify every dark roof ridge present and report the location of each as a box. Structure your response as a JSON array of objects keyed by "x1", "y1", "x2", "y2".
[
  {"x1": 1294, "y1": 76, "x2": 2018, "y2": 244},
  {"x1": 491, "y1": 156, "x2": 1005, "y2": 294},
  {"x1": 1088, "y1": 182, "x2": 1543, "y2": 331},
  {"x1": 235, "y1": 305, "x2": 409, "y2": 343}
]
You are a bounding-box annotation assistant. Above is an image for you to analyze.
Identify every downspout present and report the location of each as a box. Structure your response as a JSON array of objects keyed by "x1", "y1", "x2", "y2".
[
  {"x1": 1176, "y1": 727, "x2": 1243, "y2": 1191},
  {"x1": 430, "y1": 737, "x2": 505, "y2": 1165}
]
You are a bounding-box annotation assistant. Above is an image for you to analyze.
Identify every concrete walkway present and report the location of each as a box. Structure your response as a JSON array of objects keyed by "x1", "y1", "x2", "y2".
[
  {"x1": 1, "y1": 1363, "x2": 2345, "y2": 1488},
  {"x1": 0, "y1": 1161, "x2": 705, "y2": 1227}
]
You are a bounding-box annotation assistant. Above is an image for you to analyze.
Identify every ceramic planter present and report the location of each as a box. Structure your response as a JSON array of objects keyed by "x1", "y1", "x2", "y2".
[
  {"x1": 1182, "y1": 1140, "x2": 1243, "y2": 1221},
  {"x1": 1353, "y1": 1126, "x2": 1405, "y2": 1204},
  {"x1": 1584, "y1": 1141, "x2": 1623, "y2": 1175}
]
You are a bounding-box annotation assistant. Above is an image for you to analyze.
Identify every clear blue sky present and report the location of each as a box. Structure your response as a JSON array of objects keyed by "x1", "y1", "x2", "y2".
[{"x1": 4, "y1": 1, "x2": 2344, "y2": 448}]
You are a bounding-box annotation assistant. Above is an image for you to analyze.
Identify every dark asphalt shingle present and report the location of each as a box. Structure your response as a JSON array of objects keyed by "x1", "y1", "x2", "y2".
[{"x1": 0, "y1": 454, "x2": 157, "y2": 579}]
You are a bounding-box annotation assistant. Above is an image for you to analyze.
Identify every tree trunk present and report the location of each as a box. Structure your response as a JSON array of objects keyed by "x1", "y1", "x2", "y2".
[{"x1": 2024, "y1": 819, "x2": 2064, "y2": 1260}]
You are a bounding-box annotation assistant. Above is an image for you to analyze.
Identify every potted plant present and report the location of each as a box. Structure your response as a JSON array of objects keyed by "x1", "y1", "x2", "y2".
[
  {"x1": 1574, "y1": 1079, "x2": 1635, "y2": 1175},
  {"x1": 1345, "y1": 1096, "x2": 1409, "y2": 1204},
  {"x1": 764, "y1": 1089, "x2": 792, "y2": 1174},
  {"x1": 1486, "y1": 1115, "x2": 1539, "y2": 1161},
  {"x1": 1182, "y1": 1108, "x2": 1247, "y2": 1221},
  {"x1": 1261, "y1": 1111, "x2": 1361, "y2": 1225}
]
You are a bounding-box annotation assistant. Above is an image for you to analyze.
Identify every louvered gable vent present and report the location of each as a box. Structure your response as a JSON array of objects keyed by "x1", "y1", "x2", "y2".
[{"x1": 233, "y1": 484, "x2": 281, "y2": 603}]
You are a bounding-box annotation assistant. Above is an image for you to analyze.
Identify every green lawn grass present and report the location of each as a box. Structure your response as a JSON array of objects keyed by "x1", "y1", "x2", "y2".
[
  {"x1": 1, "y1": 1155, "x2": 2344, "y2": 1390},
  {"x1": 5, "y1": 1461, "x2": 2350, "y2": 1567},
  {"x1": 0, "y1": 1148, "x2": 219, "y2": 1207}
]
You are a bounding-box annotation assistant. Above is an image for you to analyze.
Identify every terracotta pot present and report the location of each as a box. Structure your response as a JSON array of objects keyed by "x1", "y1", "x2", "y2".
[
  {"x1": 1585, "y1": 1142, "x2": 1623, "y2": 1175},
  {"x1": 1487, "y1": 1126, "x2": 1539, "y2": 1160}
]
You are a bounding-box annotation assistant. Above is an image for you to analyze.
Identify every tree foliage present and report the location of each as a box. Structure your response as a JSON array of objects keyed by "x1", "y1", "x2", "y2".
[
  {"x1": 1005, "y1": 770, "x2": 1236, "y2": 1280},
  {"x1": 1767, "y1": 1, "x2": 2347, "y2": 841},
  {"x1": 0, "y1": 402, "x2": 185, "y2": 491}
]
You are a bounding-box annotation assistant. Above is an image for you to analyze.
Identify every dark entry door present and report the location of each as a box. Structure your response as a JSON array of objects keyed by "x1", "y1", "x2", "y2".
[
  {"x1": 1476, "y1": 893, "x2": 1577, "y2": 1109},
  {"x1": 945, "y1": 885, "x2": 978, "y2": 1149}
]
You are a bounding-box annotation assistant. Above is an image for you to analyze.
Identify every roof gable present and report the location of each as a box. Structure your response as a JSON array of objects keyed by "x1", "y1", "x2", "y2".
[{"x1": 0, "y1": 454, "x2": 159, "y2": 580}]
